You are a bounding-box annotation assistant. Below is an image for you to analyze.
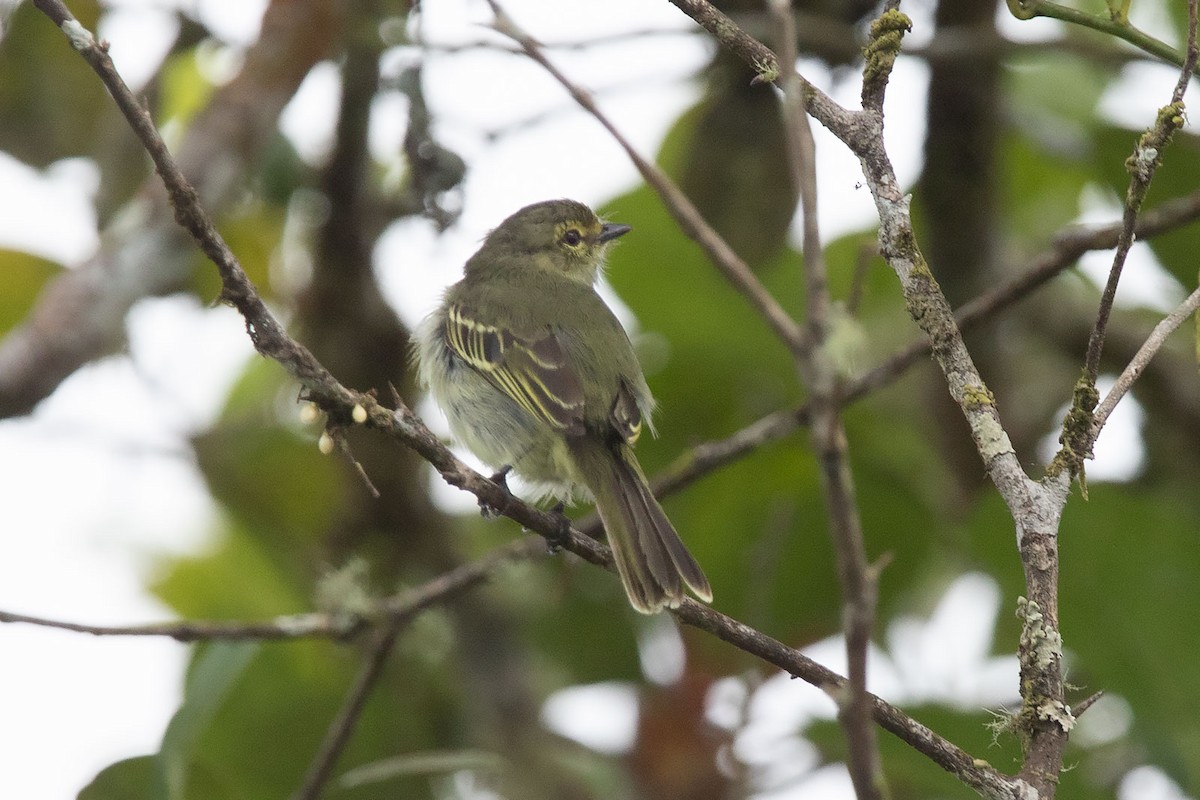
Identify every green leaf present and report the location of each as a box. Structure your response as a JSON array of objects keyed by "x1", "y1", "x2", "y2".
[
  {"x1": 191, "y1": 420, "x2": 342, "y2": 544},
  {"x1": 993, "y1": 50, "x2": 1109, "y2": 248},
  {"x1": 158, "y1": 49, "x2": 215, "y2": 133},
  {"x1": 0, "y1": 249, "x2": 62, "y2": 335},
  {"x1": 0, "y1": 0, "x2": 108, "y2": 166},
  {"x1": 77, "y1": 757, "x2": 156, "y2": 800},
  {"x1": 657, "y1": 58, "x2": 798, "y2": 270},
  {"x1": 159, "y1": 642, "x2": 260, "y2": 799}
]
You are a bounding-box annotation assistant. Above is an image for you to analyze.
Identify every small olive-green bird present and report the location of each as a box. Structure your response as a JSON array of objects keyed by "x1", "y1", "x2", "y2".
[{"x1": 415, "y1": 199, "x2": 712, "y2": 613}]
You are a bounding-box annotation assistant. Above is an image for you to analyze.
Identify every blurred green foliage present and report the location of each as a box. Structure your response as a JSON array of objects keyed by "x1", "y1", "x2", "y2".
[
  {"x1": 0, "y1": 249, "x2": 61, "y2": 335},
  {"x1": 3, "y1": 1, "x2": 1200, "y2": 799}
]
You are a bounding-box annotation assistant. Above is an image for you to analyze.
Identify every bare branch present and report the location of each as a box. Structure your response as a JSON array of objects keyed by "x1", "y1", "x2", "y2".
[
  {"x1": 0, "y1": 609, "x2": 354, "y2": 642},
  {"x1": 1084, "y1": 0, "x2": 1200, "y2": 443},
  {"x1": 660, "y1": 4, "x2": 1077, "y2": 795},
  {"x1": 1082, "y1": 108, "x2": 1187, "y2": 385},
  {"x1": 1091, "y1": 284, "x2": 1200, "y2": 435},
  {"x1": 671, "y1": 599, "x2": 1021, "y2": 800},
  {"x1": 0, "y1": 538, "x2": 544, "y2": 642}
]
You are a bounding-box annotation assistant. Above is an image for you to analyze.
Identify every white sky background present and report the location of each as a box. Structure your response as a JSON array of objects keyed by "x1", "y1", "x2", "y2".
[{"x1": 0, "y1": 0, "x2": 1195, "y2": 798}]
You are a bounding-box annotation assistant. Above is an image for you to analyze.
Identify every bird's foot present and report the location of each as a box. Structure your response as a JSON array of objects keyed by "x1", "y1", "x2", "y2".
[
  {"x1": 479, "y1": 465, "x2": 513, "y2": 520},
  {"x1": 545, "y1": 501, "x2": 571, "y2": 553}
]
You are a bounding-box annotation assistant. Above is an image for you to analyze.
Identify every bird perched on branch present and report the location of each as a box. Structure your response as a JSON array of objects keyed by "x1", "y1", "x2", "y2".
[{"x1": 415, "y1": 199, "x2": 711, "y2": 613}]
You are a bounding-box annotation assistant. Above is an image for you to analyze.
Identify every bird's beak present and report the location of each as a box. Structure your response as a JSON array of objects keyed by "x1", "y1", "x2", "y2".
[{"x1": 598, "y1": 223, "x2": 632, "y2": 242}]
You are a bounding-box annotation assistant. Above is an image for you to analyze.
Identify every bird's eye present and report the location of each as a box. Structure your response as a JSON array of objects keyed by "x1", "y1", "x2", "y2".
[{"x1": 561, "y1": 228, "x2": 583, "y2": 247}]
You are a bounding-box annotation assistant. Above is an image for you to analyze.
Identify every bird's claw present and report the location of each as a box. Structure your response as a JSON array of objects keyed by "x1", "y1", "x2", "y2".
[
  {"x1": 546, "y1": 501, "x2": 571, "y2": 553},
  {"x1": 479, "y1": 465, "x2": 513, "y2": 520}
]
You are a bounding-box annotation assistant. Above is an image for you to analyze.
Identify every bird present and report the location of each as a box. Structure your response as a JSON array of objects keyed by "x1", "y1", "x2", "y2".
[{"x1": 414, "y1": 199, "x2": 712, "y2": 613}]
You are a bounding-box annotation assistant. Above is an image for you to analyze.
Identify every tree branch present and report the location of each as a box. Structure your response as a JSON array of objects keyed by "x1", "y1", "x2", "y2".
[
  {"x1": 768, "y1": 1, "x2": 884, "y2": 795},
  {"x1": 0, "y1": 538, "x2": 544, "y2": 642},
  {"x1": 1091, "y1": 283, "x2": 1200, "y2": 436},
  {"x1": 1052, "y1": 0, "x2": 1196, "y2": 487},
  {"x1": 1007, "y1": 0, "x2": 1200, "y2": 73},
  {"x1": 642, "y1": 187, "x2": 1200, "y2": 514},
  {"x1": 662, "y1": 4, "x2": 1079, "y2": 796}
]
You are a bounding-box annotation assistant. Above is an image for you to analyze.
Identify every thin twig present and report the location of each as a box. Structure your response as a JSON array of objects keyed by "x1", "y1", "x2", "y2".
[
  {"x1": 1072, "y1": 690, "x2": 1105, "y2": 719},
  {"x1": 0, "y1": 609, "x2": 355, "y2": 641},
  {"x1": 671, "y1": 599, "x2": 1018, "y2": 800},
  {"x1": 419, "y1": 26, "x2": 697, "y2": 55},
  {"x1": 666, "y1": 0, "x2": 862, "y2": 143},
  {"x1": 1081, "y1": 0, "x2": 1196, "y2": 384},
  {"x1": 1057, "y1": 0, "x2": 1196, "y2": 483},
  {"x1": 331, "y1": 425, "x2": 382, "y2": 499},
  {"x1": 485, "y1": 0, "x2": 808, "y2": 356},
  {"x1": 1085, "y1": 0, "x2": 1200, "y2": 441},
  {"x1": 1091, "y1": 284, "x2": 1200, "y2": 434},
  {"x1": 0, "y1": 538, "x2": 544, "y2": 642},
  {"x1": 290, "y1": 621, "x2": 406, "y2": 800},
  {"x1": 1007, "y1": 0, "x2": 1200, "y2": 73},
  {"x1": 1082, "y1": 113, "x2": 1187, "y2": 384}
]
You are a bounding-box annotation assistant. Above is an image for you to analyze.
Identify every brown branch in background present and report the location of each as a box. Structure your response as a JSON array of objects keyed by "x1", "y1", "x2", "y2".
[
  {"x1": 851, "y1": 190, "x2": 1200, "y2": 402},
  {"x1": 485, "y1": 0, "x2": 809, "y2": 356},
  {"x1": 768, "y1": 0, "x2": 884, "y2": 796}
]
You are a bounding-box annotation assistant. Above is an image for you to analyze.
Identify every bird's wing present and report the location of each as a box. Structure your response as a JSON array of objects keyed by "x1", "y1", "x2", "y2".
[
  {"x1": 609, "y1": 379, "x2": 643, "y2": 445},
  {"x1": 444, "y1": 303, "x2": 587, "y2": 435}
]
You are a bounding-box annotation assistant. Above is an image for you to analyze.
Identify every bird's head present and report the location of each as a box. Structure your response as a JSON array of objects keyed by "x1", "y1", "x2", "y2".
[{"x1": 471, "y1": 199, "x2": 631, "y2": 285}]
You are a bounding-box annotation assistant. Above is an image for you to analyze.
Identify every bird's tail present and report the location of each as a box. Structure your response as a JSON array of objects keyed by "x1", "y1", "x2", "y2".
[{"x1": 570, "y1": 438, "x2": 712, "y2": 614}]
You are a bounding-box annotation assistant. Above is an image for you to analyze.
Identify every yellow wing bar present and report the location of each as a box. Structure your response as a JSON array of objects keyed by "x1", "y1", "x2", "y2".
[{"x1": 445, "y1": 304, "x2": 587, "y2": 435}]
